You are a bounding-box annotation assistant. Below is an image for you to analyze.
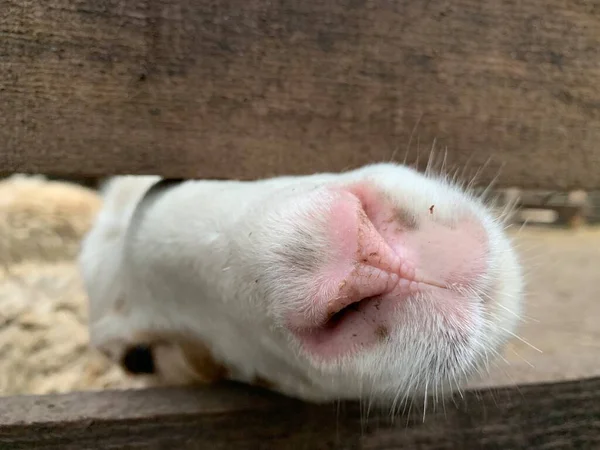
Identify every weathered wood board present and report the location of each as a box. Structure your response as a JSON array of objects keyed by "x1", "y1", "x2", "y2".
[
  {"x1": 0, "y1": 377, "x2": 599, "y2": 449},
  {"x1": 2, "y1": 0, "x2": 600, "y2": 188}
]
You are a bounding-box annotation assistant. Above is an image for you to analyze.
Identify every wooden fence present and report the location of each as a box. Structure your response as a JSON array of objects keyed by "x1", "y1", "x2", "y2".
[
  {"x1": 1, "y1": 378, "x2": 599, "y2": 449},
  {"x1": 1, "y1": 0, "x2": 599, "y2": 448}
]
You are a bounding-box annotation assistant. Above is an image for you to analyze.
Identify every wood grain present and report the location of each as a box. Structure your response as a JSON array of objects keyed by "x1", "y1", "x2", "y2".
[
  {"x1": 0, "y1": 377, "x2": 599, "y2": 449},
  {"x1": 2, "y1": 0, "x2": 600, "y2": 189}
]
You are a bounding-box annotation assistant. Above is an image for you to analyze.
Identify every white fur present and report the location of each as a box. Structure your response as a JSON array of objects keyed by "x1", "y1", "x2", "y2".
[{"x1": 79, "y1": 163, "x2": 523, "y2": 403}]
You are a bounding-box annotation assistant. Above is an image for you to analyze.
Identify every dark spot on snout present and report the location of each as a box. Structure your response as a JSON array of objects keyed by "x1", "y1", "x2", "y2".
[
  {"x1": 395, "y1": 208, "x2": 418, "y2": 229},
  {"x1": 121, "y1": 344, "x2": 156, "y2": 375},
  {"x1": 375, "y1": 325, "x2": 389, "y2": 340}
]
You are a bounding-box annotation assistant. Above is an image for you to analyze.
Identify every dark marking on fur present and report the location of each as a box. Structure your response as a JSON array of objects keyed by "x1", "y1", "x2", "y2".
[
  {"x1": 274, "y1": 227, "x2": 319, "y2": 273},
  {"x1": 180, "y1": 340, "x2": 229, "y2": 383}
]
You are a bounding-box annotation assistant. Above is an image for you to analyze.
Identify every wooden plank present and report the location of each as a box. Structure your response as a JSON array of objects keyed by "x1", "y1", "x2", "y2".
[
  {"x1": 2, "y1": 0, "x2": 600, "y2": 189},
  {"x1": 0, "y1": 377, "x2": 599, "y2": 449}
]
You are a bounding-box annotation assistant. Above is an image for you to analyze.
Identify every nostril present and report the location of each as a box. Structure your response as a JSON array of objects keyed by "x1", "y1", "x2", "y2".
[
  {"x1": 121, "y1": 344, "x2": 156, "y2": 374},
  {"x1": 324, "y1": 296, "x2": 381, "y2": 330}
]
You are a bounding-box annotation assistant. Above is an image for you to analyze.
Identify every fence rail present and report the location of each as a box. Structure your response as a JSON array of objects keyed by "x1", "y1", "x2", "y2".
[
  {"x1": 1, "y1": 377, "x2": 599, "y2": 449},
  {"x1": 2, "y1": 0, "x2": 600, "y2": 189}
]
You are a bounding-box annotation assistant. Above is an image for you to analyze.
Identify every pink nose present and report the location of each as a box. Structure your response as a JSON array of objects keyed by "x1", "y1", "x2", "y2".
[{"x1": 289, "y1": 182, "x2": 489, "y2": 361}]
